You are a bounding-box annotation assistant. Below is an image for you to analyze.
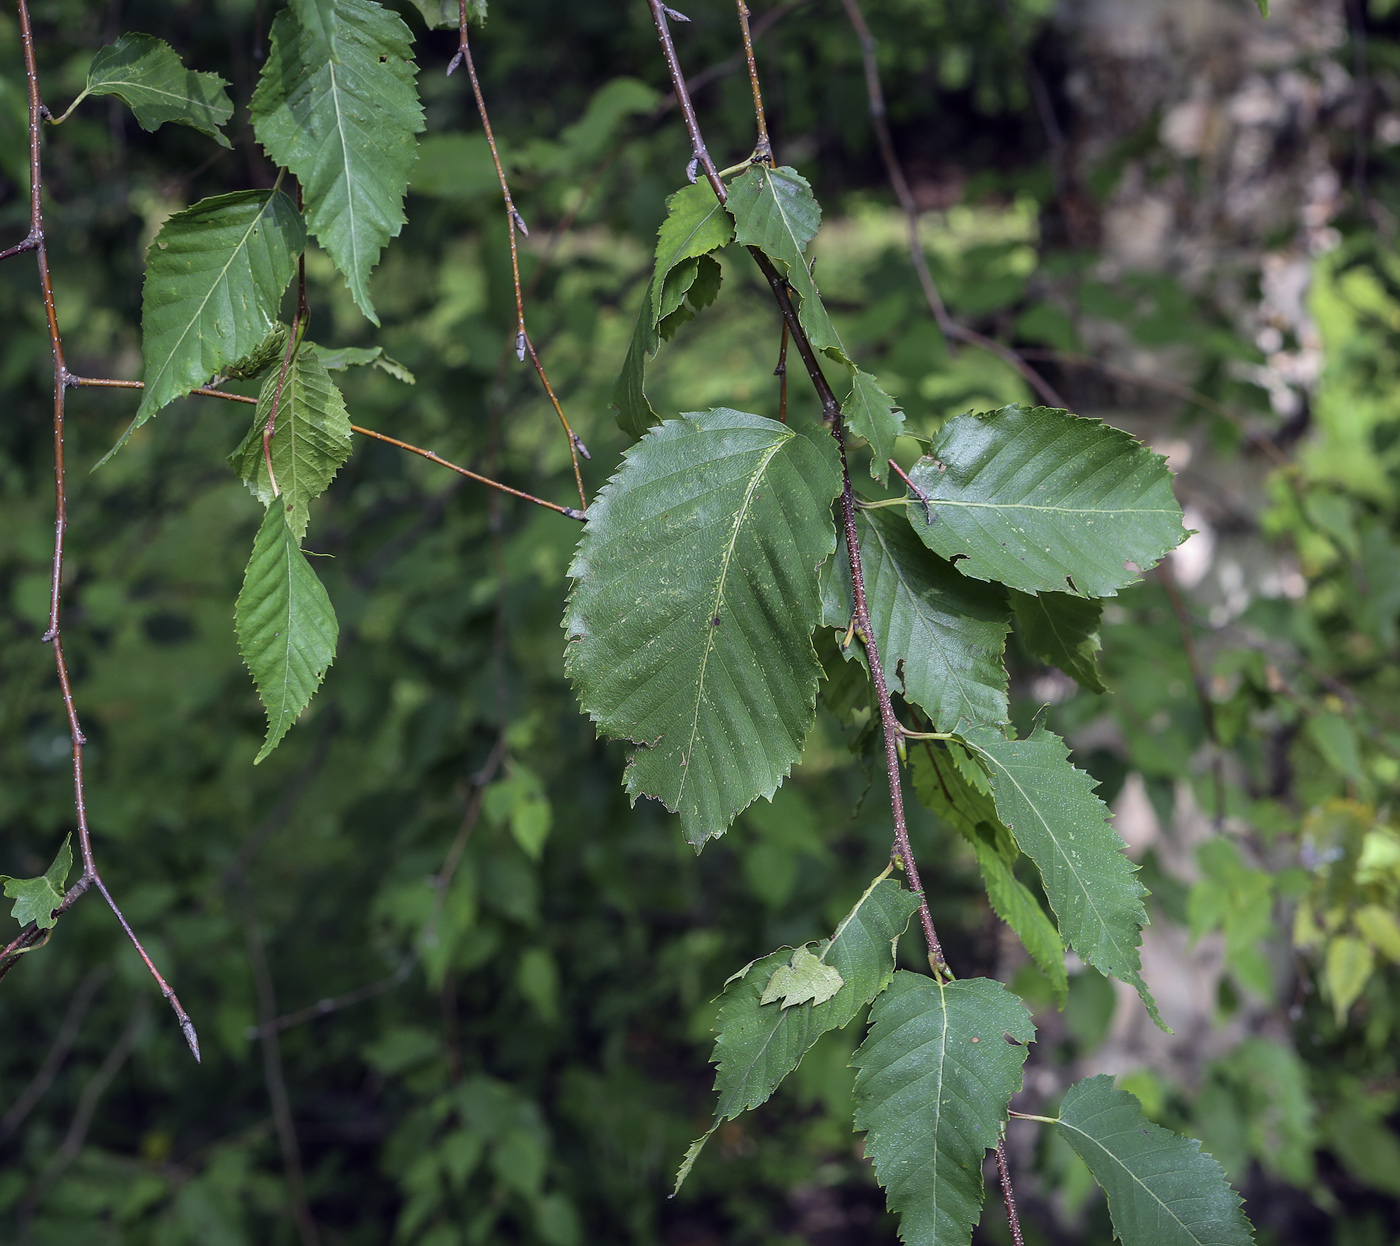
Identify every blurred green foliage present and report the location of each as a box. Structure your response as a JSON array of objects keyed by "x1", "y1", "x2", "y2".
[{"x1": 2, "y1": 0, "x2": 1399, "y2": 1242}]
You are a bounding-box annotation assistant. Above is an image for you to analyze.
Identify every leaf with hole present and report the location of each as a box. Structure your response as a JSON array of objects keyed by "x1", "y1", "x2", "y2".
[
  {"x1": 675, "y1": 873, "x2": 922, "y2": 1190},
  {"x1": 1055, "y1": 1075, "x2": 1254, "y2": 1246},
  {"x1": 852, "y1": 973, "x2": 1035, "y2": 1246},
  {"x1": 78, "y1": 33, "x2": 233, "y2": 145},
  {"x1": 906, "y1": 404, "x2": 1187, "y2": 597},
  {"x1": 236, "y1": 506, "x2": 339, "y2": 762},
  {"x1": 250, "y1": 0, "x2": 424, "y2": 324},
  {"x1": 1, "y1": 835, "x2": 72, "y2": 931},
  {"x1": 564, "y1": 409, "x2": 841, "y2": 845},
  {"x1": 105, "y1": 189, "x2": 304, "y2": 459},
  {"x1": 960, "y1": 724, "x2": 1164, "y2": 1029},
  {"x1": 230, "y1": 346, "x2": 353, "y2": 541}
]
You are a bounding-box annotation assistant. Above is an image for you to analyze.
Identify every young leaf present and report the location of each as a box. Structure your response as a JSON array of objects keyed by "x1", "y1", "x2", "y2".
[
  {"x1": 230, "y1": 347, "x2": 353, "y2": 541},
  {"x1": 726, "y1": 164, "x2": 848, "y2": 365},
  {"x1": 615, "y1": 181, "x2": 733, "y2": 437},
  {"x1": 250, "y1": 0, "x2": 425, "y2": 324},
  {"x1": 564, "y1": 409, "x2": 841, "y2": 845},
  {"x1": 909, "y1": 749, "x2": 1068, "y2": 1005},
  {"x1": 316, "y1": 344, "x2": 416, "y2": 383},
  {"x1": 236, "y1": 506, "x2": 339, "y2": 762},
  {"x1": 1011, "y1": 588, "x2": 1107, "y2": 694},
  {"x1": 828, "y1": 508, "x2": 1010, "y2": 732},
  {"x1": 80, "y1": 34, "x2": 233, "y2": 145},
  {"x1": 846, "y1": 369, "x2": 904, "y2": 483},
  {"x1": 960, "y1": 724, "x2": 1166, "y2": 1029},
  {"x1": 1056, "y1": 1075, "x2": 1255, "y2": 1246},
  {"x1": 676, "y1": 874, "x2": 922, "y2": 1190},
  {"x1": 760, "y1": 947, "x2": 844, "y2": 1008},
  {"x1": 1, "y1": 834, "x2": 73, "y2": 930},
  {"x1": 107, "y1": 190, "x2": 304, "y2": 458},
  {"x1": 905, "y1": 404, "x2": 1187, "y2": 597},
  {"x1": 852, "y1": 973, "x2": 1035, "y2": 1246}
]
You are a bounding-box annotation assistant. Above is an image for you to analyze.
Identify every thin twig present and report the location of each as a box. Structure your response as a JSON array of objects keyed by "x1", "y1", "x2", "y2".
[
  {"x1": 0, "y1": 0, "x2": 199, "y2": 1061},
  {"x1": 350, "y1": 424, "x2": 585, "y2": 520},
  {"x1": 66, "y1": 374, "x2": 259, "y2": 404},
  {"x1": 244, "y1": 906, "x2": 321, "y2": 1246},
  {"x1": 734, "y1": 1, "x2": 772, "y2": 163},
  {"x1": 775, "y1": 319, "x2": 789, "y2": 423},
  {"x1": 0, "y1": 232, "x2": 38, "y2": 262},
  {"x1": 450, "y1": 6, "x2": 588, "y2": 509},
  {"x1": 837, "y1": 0, "x2": 1065, "y2": 409},
  {"x1": 996, "y1": 1138, "x2": 1027, "y2": 1246}
]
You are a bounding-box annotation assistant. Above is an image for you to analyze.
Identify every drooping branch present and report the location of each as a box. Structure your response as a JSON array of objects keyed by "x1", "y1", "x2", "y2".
[{"x1": 0, "y1": 0, "x2": 200, "y2": 1061}]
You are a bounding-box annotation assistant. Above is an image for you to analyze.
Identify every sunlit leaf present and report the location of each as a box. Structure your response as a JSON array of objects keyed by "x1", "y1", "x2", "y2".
[
  {"x1": 564, "y1": 409, "x2": 841, "y2": 845},
  {"x1": 1, "y1": 835, "x2": 72, "y2": 930},
  {"x1": 79, "y1": 33, "x2": 233, "y2": 145}
]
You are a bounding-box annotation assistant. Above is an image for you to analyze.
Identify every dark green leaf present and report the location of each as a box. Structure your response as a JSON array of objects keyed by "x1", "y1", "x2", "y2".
[
  {"x1": 223, "y1": 323, "x2": 290, "y2": 381},
  {"x1": 852, "y1": 973, "x2": 1035, "y2": 1246},
  {"x1": 1056, "y1": 1075, "x2": 1254, "y2": 1246},
  {"x1": 79, "y1": 34, "x2": 232, "y2": 145},
  {"x1": 909, "y1": 748, "x2": 1068, "y2": 1005},
  {"x1": 250, "y1": 0, "x2": 425, "y2": 324},
  {"x1": 316, "y1": 344, "x2": 415, "y2": 383},
  {"x1": 676, "y1": 874, "x2": 922, "y2": 1189},
  {"x1": 230, "y1": 347, "x2": 354, "y2": 540},
  {"x1": 564, "y1": 409, "x2": 841, "y2": 845},
  {"x1": 236, "y1": 506, "x2": 339, "y2": 762},
  {"x1": 726, "y1": 164, "x2": 848, "y2": 365},
  {"x1": 1011, "y1": 589, "x2": 1107, "y2": 693},
  {"x1": 846, "y1": 370, "x2": 904, "y2": 483},
  {"x1": 906, "y1": 405, "x2": 1187, "y2": 597},
  {"x1": 828, "y1": 508, "x2": 1010, "y2": 732},
  {"x1": 960, "y1": 725, "x2": 1165, "y2": 1029},
  {"x1": 108, "y1": 190, "x2": 304, "y2": 456},
  {"x1": 1, "y1": 835, "x2": 72, "y2": 931}
]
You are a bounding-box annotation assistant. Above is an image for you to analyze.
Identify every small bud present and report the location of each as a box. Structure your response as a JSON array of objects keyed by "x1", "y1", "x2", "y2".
[
  {"x1": 686, "y1": 156, "x2": 699, "y2": 184},
  {"x1": 515, "y1": 331, "x2": 527, "y2": 362},
  {"x1": 663, "y1": 6, "x2": 690, "y2": 20}
]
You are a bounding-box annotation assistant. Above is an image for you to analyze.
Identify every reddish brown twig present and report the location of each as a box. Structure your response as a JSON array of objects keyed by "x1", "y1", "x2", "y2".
[
  {"x1": 67, "y1": 374, "x2": 258, "y2": 404},
  {"x1": 350, "y1": 424, "x2": 585, "y2": 520},
  {"x1": 734, "y1": 1, "x2": 772, "y2": 164},
  {"x1": 0, "y1": 0, "x2": 199, "y2": 1061},
  {"x1": 450, "y1": 4, "x2": 588, "y2": 511},
  {"x1": 997, "y1": 1139, "x2": 1027, "y2": 1246}
]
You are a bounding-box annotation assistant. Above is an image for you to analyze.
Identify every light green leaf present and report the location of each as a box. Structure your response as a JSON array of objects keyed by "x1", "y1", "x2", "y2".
[
  {"x1": 831, "y1": 508, "x2": 1010, "y2": 732},
  {"x1": 1, "y1": 835, "x2": 72, "y2": 930},
  {"x1": 1011, "y1": 589, "x2": 1107, "y2": 693},
  {"x1": 614, "y1": 181, "x2": 733, "y2": 437},
  {"x1": 1355, "y1": 904, "x2": 1400, "y2": 963},
  {"x1": 906, "y1": 405, "x2": 1187, "y2": 597},
  {"x1": 726, "y1": 164, "x2": 847, "y2": 365},
  {"x1": 316, "y1": 344, "x2": 415, "y2": 383},
  {"x1": 960, "y1": 724, "x2": 1165, "y2": 1029},
  {"x1": 108, "y1": 190, "x2": 304, "y2": 457},
  {"x1": 1325, "y1": 934, "x2": 1374, "y2": 1024},
  {"x1": 760, "y1": 947, "x2": 844, "y2": 1009},
  {"x1": 77, "y1": 34, "x2": 232, "y2": 145},
  {"x1": 1256, "y1": 0, "x2": 1269, "y2": 14},
  {"x1": 852, "y1": 973, "x2": 1035, "y2": 1246},
  {"x1": 564, "y1": 409, "x2": 841, "y2": 845},
  {"x1": 410, "y1": 0, "x2": 484, "y2": 28},
  {"x1": 909, "y1": 749, "x2": 1068, "y2": 1005},
  {"x1": 236, "y1": 506, "x2": 339, "y2": 762},
  {"x1": 846, "y1": 370, "x2": 904, "y2": 482},
  {"x1": 230, "y1": 347, "x2": 353, "y2": 540},
  {"x1": 675, "y1": 874, "x2": 922, "y2": 1190},
  {"x1": 1056, "y1": 1075, "x2": 1254, "y2": 1246},
  {"x1": 251, "y1": 0, "x2": 425, "y2": 324}
]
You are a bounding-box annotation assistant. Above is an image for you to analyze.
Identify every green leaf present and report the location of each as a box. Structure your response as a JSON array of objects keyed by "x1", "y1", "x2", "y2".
[
  {"x1": 236, "y1": 506, "x2": 339, "y2": 762},
  {"x1": 251, "y1": 0, "x2": 425, "y2": 324},
  {"x1": 564, "y1": 409, "x2": 841, "y2": 845},
  {"x1": 846, "y1": 370, "x2": 904, "y2": 483},
  {"x1": 1, "y1": 835, "x2": 72, "y2": 930},
  {"x1": 1256, "y1": 0, "x2": 1268, "y2": 13},
  {"x1": 1325, "y1": 934, "x2": 1374, "y2": 1024},
  {"x1": 676, "y1": 874, "x2": 922, "y2": 1190},
  {"x1": 909, "y1": 748, "x2": 1069, "y2": 1005},
  {"x1": 726, "y1": 164, "x2": 847, "y2": 365},
  {"x1": 107, "y1": 190, "x2": 304, "y2": 458},
  {"x1": 614, "y1": 182, "x2": 733, "y2": 437},
  {"x1": 1055, "y1": 1075, "x2": 1254, "y2": 1246},
  {"x1": 230, "y1": 347, "x2": 354, "y2": 541},
  {"x1": 831, "y1": 508, "x2": 1010, "y2": 732},
  {"x1": 316, "y1": 344, "x2": 415, "y2": 383},
  {"x1": 1011, "y1": 589, "x2": 1107, "y2": 694},
  {"x1": 760, "y1": 947, "x2": 844, "y2": 1008},
  {"x1": 960, "y1": 724, "x2": 1165, "y2": 1029},
  {"x1": 410, "y1": 0, "x2": 483, "y2": 28},
  {"x1": 905, "y1": 405, "x2": 1187, "y2": 597},
  {"x1": 80, "y1": 34, "x2": 233, "y2": 145},
  {"x1": 223, "y1": 322, "x2": 291, "y2": 381},
  {"x1": 851, "y1": 973, "x2": 1035, "y2": 1246}
]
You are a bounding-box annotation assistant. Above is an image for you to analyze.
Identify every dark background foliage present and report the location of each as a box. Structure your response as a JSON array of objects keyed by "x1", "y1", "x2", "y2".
[{"x1": 3, "y1": 0, "x2": 1400, "y2": 1243}]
